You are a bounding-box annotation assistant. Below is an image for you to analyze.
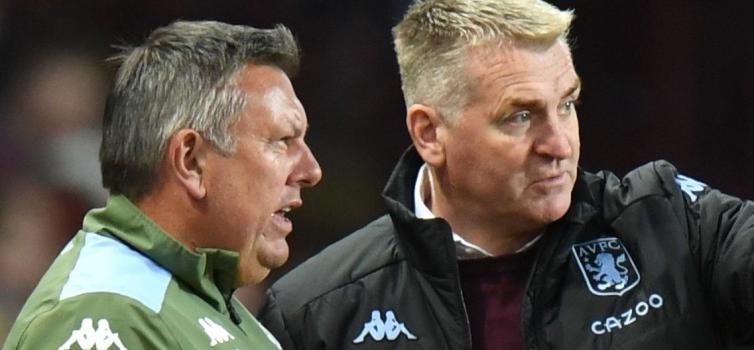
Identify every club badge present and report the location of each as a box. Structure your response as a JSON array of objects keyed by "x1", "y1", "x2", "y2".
[{"x1": 572, "y1": 237, "x2": 640, "y2": 296}]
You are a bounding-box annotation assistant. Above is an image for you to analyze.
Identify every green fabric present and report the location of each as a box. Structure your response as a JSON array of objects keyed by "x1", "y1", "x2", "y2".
[{"x1": 3, "y1": 195, "x2": 281, "y2": 349}]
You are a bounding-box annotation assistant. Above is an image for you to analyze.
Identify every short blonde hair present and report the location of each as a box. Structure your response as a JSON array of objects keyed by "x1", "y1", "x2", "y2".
[{"x1": 393, "y1": 0, "x2": 574, "y2": 121}]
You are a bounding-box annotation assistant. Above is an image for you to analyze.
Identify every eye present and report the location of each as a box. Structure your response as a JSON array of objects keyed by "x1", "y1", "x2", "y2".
[
  {"x1": 275, "y1": 136, "x2": 293, "y2": 149},
  {"x1": 507, "y1": 111, "x2": 531, "y2": 124},
  {"x1": 496, "y1": 110, "x2": 532, "y2": 135},
  {"x1": 559, "y1": 98, "x2": 581, "y2": 115}
]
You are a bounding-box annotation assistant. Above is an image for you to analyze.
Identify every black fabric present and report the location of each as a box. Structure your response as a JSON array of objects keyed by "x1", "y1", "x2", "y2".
[{"x1": 260, "y1": 146, "x2": 754, "y2": 349}]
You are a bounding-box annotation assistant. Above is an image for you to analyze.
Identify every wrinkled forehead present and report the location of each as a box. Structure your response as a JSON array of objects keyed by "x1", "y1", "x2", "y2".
[
  {"x1": 261, "y1": 85, "x2": 306, "y2": 126},
  {"x1": 466, "y1": 39, "x2": 574, "y2": 75},
  {"x1": 261, "y1": 84, "x2": 301, "y2": 109},
  {"x1": 232, "y1": 64, "x2": 307, "y2": 137},
  {"x1": 464, "y1": 40, "x2": 577, "y2": 94},
  {"x1": 241, "y1": 64, "x2": 305, "y2": 113}
]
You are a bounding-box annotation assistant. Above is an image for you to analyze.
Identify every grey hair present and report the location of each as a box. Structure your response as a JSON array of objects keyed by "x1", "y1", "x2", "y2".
[
  {"x1": 393, "y1": 0, "x2": 574, "y2": 122},
  {"x1": 100, "y1": 20, "x2": 299, "y2": 200}
]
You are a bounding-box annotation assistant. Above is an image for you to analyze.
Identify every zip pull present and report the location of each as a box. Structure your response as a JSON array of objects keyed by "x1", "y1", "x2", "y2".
[
  {"x1": 226, "y1": 296, "x2": 241, "y2": 325},
  {"x1": 228, "y1": 301, "x2": 241, "y2": 325}
]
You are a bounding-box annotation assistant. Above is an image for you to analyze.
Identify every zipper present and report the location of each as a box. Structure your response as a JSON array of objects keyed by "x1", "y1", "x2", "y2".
[
  {"x1": 523, "y1": 222, "x2": 571, "y2": 350},
  {"x1": 448, "y1": 233, "x2": 473, "y2": 349},
  {"x1": 522, "y1": 248, "x2": 541, "y2": 350},
  {"x1": 454, "y1": 271, "x2": 474, "y2": 350},
  {"x1": 225, "y1": 292, "x2": 241, "y2": 325}
]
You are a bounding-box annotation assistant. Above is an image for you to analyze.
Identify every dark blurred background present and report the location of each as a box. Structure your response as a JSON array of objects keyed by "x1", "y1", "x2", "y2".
[{"x1": 1, "y1": 0, "x2": 753, "y2": 340}]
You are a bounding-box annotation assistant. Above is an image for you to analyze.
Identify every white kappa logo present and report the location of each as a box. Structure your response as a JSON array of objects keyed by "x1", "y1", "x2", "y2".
[
  {"x1": 572, "y1": 237, "x2": 641, "y2": 296},
  {"x1": 198, "y1": 317, "x2": 235, "y2": 347},
  {"x1": 353, "y1": 310, "x2": 417, "y2": 344},
  {"x1": 59, "y1": 318, "x2": 128, "y2": 350}
]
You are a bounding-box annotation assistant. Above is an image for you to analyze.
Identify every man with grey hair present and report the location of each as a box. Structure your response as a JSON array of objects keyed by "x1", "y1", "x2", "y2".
[
  {"x1": 4, "y1": 20, "x2": 321, "y2": 349},
  {"x1": 261, "y1": 0, "x2": 754, "y2": 349}
]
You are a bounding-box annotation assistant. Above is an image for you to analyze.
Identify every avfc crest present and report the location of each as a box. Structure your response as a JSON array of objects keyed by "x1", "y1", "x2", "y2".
[{"x1": 572, "y1": 237, "x2": 640, "y2": 296}]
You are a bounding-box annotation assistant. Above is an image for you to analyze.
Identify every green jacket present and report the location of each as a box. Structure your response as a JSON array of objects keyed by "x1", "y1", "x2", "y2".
[{"x1": 3, "y1": 195, "x2": 282, "y2": 349}]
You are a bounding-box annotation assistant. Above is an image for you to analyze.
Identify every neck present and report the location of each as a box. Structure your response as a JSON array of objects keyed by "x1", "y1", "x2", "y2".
[
  {"x1": 135, "y1": 186, "x2": 200, "y2": 251},
  {"x1": 423, "y1": 168, "x2": 543, "y2": 256}
]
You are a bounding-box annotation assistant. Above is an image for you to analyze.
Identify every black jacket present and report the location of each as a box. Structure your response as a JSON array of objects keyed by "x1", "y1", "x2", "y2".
[{"x1": 260, "y1": 147, "x2": 754, "y2": 349}]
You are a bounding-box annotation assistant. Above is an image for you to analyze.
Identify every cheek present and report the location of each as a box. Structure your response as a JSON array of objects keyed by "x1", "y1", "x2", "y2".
[
  {"x1": 450, "y1": 148, "x2": 524, "y2": 194},
  {"x1": 241, "y1": 230, "x2": 260, "y2": 254},
  {"x1": 254, "y1": 156, "x2": 293, "y2": 188},
  {"x1": 445, "y1": 140, "x2": 481, "y2": 183},
  {"x1": 568, "y1": 117, "x2": 581, "y2": 152},
  {"x1": 238, "y1": 160, "x2": 287, "y2": 200},
  {"x1": 445, "y1": 128, "x2": 494, "y2": 166}
]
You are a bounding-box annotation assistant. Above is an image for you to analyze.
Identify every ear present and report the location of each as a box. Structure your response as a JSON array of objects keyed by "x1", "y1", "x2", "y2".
[
  {"x1": 406, "y1": 104, "x2": 446, "y2": 167},
  {"x1": 167, "y1": 129, "x2": 208, "y2": 200}
]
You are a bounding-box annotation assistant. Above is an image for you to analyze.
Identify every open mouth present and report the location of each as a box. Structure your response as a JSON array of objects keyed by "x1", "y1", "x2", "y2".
[
  {"x1": 271, "y1": 207, "x2": 293, "y2": 232},
  {"x1": 274, "y1": 207, "x2": 291, "y2": 219}
]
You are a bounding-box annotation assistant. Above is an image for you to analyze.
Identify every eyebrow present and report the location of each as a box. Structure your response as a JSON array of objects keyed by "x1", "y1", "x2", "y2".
[
  {"x1": 561, "y1": 76, "x2": 582, "y2": 100},
  {"x1": 289, "y1": 114, "x2": 309, "y2": 137},
  {"x1": 504, "y1": 76, "x2": 582, "y2": 110}
]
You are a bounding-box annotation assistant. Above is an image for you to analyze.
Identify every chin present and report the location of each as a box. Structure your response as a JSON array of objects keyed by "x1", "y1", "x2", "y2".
[
  {"x1": 262, "y1": 256, "x2": 288, "y2": 271},
  {"x1": 259, "y1": 246, "x2": 290, "y2": 270},
  {"x1": 550, "y1": 200, "x2": 572, "y2": 220},
  {"x1": 534, "y1": 195, "x2": 572, "y2": 223},
  {"x1": 236, "y1": 252, "x2": 286, "y2": 287},
  {"x1": 236, "y1": 265, "x2": 271, "y2": 287}
]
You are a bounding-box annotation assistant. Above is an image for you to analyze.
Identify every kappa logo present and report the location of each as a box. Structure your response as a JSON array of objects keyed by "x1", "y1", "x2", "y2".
[
  {"x1": 675, "y1": 174, "x2": 706, "y2": 202},
  {"x1": 572, "y1": 237, "x2": 640, "y2": 296},
  {"x1": 198, "y1": 317, "x2": 235, "y2": 347},
  {"x1": 353, "y1": 310, "x2": 417, "y2": 344},
  {"x1": 59, "y1": 318, "x2": 128, "y2": 350}
]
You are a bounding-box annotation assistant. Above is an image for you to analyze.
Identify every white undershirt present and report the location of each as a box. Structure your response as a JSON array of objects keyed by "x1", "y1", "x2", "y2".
[{"x1": 412, "y1": 163, "x2": 541, "y2": 259}]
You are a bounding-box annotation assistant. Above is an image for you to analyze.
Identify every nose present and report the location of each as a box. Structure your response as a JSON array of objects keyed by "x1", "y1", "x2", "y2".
[
  {"x1": 534, "y1": 118, "x2": 574, "y2": 160},
  {"x1": 289, "y1": 142, "x2": 322, "y2": 188}
]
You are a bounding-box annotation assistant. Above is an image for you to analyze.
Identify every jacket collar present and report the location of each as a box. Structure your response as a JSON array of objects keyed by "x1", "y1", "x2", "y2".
[
  {"x1": 381, "y1": 146, "x2": 599, "y2": 275},
  {"x1": 82, "y1": 195, "x2": 239, "y2": 313}
]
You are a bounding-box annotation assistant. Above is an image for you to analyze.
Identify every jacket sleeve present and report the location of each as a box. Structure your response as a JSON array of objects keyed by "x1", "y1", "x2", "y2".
[
  {"x1": 259, "y1": 288, "x2": 298, "y2": 350},
  {"x1": 667, "y1": 164, "x2": 754, "y2": 345},
  {"x1": 9, "y1": 294, "x2": 180, "y2": 349}
]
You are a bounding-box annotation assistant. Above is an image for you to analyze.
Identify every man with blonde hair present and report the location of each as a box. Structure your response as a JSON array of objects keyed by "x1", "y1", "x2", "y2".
[{"x1": 261, "y1": 0, "x2": 754, "y2": 349}]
